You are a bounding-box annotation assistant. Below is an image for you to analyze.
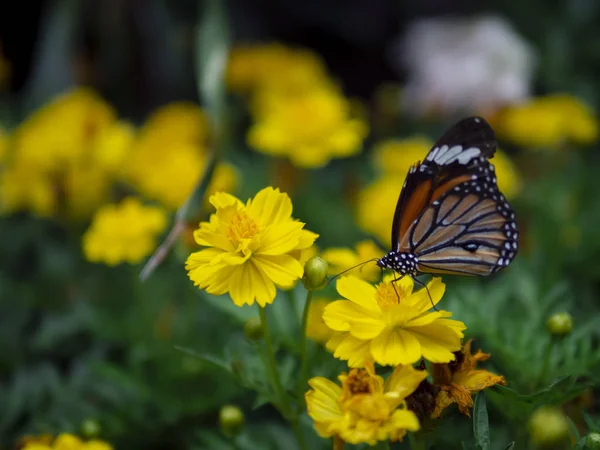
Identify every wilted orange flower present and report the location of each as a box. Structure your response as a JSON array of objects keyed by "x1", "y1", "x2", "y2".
[{"x1": 431, "y1": 339, "x2": 506, "y2": 418}]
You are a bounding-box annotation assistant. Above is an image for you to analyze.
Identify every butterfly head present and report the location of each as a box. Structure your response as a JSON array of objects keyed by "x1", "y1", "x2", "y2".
[{"x1": 376, "y1": 251, "x2": 419, "y2": 276}]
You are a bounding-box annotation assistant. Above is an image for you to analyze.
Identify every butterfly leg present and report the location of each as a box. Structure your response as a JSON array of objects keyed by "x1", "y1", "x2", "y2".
[
  {"x1": 390, "y1": 273, "x2": 404, "y2": 301},
  {"x1": 412, "y1": 276, "x2": 438, "y2": 311}
]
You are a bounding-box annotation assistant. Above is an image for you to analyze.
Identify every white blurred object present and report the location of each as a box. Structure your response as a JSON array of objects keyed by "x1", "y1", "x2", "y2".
[{"x1": 396, "y1": 15, "x2": 536, "y2": 117}]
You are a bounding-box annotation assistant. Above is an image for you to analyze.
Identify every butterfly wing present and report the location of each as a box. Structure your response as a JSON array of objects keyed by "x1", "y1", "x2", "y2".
[
  {"x1": 406, "y1": 160, "x2": 518, "y2": 276},
  {"x1": 391, "y1": 116, "x2": 497, "y2": 252}
]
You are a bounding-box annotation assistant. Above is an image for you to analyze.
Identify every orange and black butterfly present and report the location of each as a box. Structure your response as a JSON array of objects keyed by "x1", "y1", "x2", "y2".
[{"x1": 377, "y1": 116, "x2": 518, "y2": 277}]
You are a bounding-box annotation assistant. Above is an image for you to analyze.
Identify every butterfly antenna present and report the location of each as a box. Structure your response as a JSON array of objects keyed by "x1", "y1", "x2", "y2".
[
  {"x1": 412, "y1": 277, "x2": 438, "y2": 311},
  {"x1": 326, "y1": 258, "x2": 379, "y2": 287}
]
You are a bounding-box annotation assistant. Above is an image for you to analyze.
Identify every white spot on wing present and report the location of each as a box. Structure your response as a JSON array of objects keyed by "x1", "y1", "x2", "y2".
[{"x1": 434, "y1": 145, "x2": 463, "y2": 164}]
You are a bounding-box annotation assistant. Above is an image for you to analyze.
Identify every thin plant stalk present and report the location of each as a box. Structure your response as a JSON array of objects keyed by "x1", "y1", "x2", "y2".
[{"x1": 299, "y1": 289, "x2": 314, "y2": 393}]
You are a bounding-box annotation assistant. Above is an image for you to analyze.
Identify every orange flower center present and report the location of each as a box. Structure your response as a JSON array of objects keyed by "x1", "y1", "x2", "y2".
[
  {"x1": 345, "y1": 369, "x2": 373, "y2": 395},
  {"x1": 375, "y1": 282, "x2": 400, "y2": 310},
  {"x1": 227, "y1": 211, "x2": 258, "y2": 242}
]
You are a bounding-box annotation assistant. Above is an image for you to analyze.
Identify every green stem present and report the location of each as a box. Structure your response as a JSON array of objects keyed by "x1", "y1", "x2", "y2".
[
  {"x1": 291, "y1": 415, "x2": 308, "y2": 450},
  {"x1": 258, "y1": 306, "x2": 289, "y2": 416},
  {"x1": 299, "y1": 290, "x2": 314, "y2": 393},
  {"x1": 373, "y1": 440, "x2": 391, "y2": 450},
  {"x1": 408, "y1": 433, "x2": 425, "y2": 450},
  {"x1": 537, "y1": 336, "x2": 557, "y2": 389}
]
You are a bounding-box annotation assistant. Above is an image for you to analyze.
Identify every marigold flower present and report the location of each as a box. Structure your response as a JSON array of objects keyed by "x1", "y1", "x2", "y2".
[
  {"x1": 185, "y1": 187, "x2": 318, "y2": 307},
  {"x1": 431, "y1": 339, "x2": 506, "y2": 418},
  {"x1": 21, "y1": 433, "x2": 113, "y2": 450},
  {"x1": 248, "y1": 85, "x2": 368, "y2": 168},
  {"x1": 321, "y1": 240, "x2": 385, "y2": 283},
  {"x1": 305, "y1": 361, "x2": 425, "y2": 445},
  {"x1": 83, "y1": 197, "x2": 167, "y2": 266},
  {"x1": 323, "y1": 275, "x2": 465, "y2": 367},
  {"x1": 494, "y1": 94, "x2": 598, "y2": 148},
  {"x1": 126, "y1": 102, "x2": 237, "y2": 209}
]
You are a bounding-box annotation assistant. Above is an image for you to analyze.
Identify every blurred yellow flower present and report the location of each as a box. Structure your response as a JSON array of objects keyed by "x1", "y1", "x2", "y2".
[
  {"x1": 185, "y1": 187, "x2": 318, "y2": 307},
  {"x1": 493, "y1": 149, "x2": 521, "y2": 200},
  {"x1": 83, "y1": 197, "x2": 167, "y2": 266},
  {"x1": 0, "y1": 161, "x2": 56, "y2": 216},
  {"x1": 226, "y1": 44, "x2": 328, "y2": 94},
  {"x1": 305, "y1": 361, "x2": 425, "y2": 445},
  {"x1": 432, "y1": 339, "x2": 506, "y2": 418},
  {"x1": 126, "y1": 102, "x2": 236, "y2": 209},
  {"x1": 306, "y1": 297, "x2": 334, "y2": 343},
  {"x1": 92, "y1": 121, "x2": 135, "y2": 175},
  {"x1": 494, "y1": 94, "x2": 598, "y2": 148},
  {"x1": 323, "y1": 275, "x2": 465, "y2": 367},
  {"x1": 321, "y1": 240, "x2": 384, "y2": 282},
  {"x1": 248, "y1": 86, "x2": 368, "y2": 168},
  {"x1": 373, "y1": 137, "x2": 433, "y2": 175},
  {"x1": 65, "y1": 164, "x2": 113, "y2": 220},
  {"x1": 21, "y1": 433, "x2": 113, "y2": 450},
  {"x1": 356, "y1": 175, "x2": 401, "y2": 248}
]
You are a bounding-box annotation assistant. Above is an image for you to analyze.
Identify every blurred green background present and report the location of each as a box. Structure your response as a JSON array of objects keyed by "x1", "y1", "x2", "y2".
[{"x1": 1, "y1": 0, "x2": 600, "y2": 449}]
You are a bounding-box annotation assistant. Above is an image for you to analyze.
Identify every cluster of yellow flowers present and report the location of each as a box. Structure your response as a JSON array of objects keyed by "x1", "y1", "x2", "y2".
[
  {"x1": 185, "y1": 186, "x2": 505, "y2": 446},
  {"x1": 20, "y1": 433, "x2": 112, "y2": 450},
  {"x1": 0, "y1": 88, "x2": 239, "y2": 267},
  {"x1": 227, "y1": 44, "x2": 368, "y2": 168}
]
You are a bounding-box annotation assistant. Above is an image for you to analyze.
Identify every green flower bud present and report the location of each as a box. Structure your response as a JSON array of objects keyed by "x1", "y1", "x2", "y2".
[
  {"x1": 81, "y1": 419, "x2": 101, "y2": 438},
  {"x1": 302, "y1": 256, "x2": 329, "y2": 291},
  {"x1": 585, "y1": 432, "x2": 600, "y2": 450},
  {"x1": 219, "y1": 404, "x2": 245, "y2": 437},
  {"x1": 244, "y1": 316, "x2": 263, "y2": 341},
  {"x1": 546, "y1": 312, "x2": 573, "y2": 338},
  {"x1": 528, "y1": 406, "x2": 569, "y2": 449}
]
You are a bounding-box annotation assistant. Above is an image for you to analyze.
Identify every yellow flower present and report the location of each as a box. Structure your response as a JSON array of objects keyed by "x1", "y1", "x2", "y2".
[
  {"x1": 248, "y1": 85, "x2": 368, "y2": 168},
  {"x1": 83, "y1": 197, "x2": 167, "y2": 266},
  {"x1": 92, "y1": 121, "x2": 135, "y2": 175},
  {"x1": 494, "y1": 94, "x2": 598, "y2": 148},
  {"x1": 226, "y1": 44, "x2": 328, "y2": 94},
  {"x1": 185, "y1": 187, "x2": 318, "y2": 307},
  {"x1": 306, "y1": 297, "x2": 335, "y2": 343},
  {"x1": 323, "y1": 275, "x2": 465, "y2": 367},
  {"x1": 321, "y1": 240, "x2": 385, "y2": 282},
  {"x1": 126, "y1": 102, "x2": 236, "y2": 209},
  {"x1": 356, "y1": 176, "x2": 402, "y2": 247},
  {"x1": 64, "y1": 163, "x2": 112, "y2": 220},
  {"x1": 0, "y1": 161, "x2": 56, "y2": 216},
  {"x1": 305, "y1": 361, "x2": 425, "y2": 445},
  {"x1": 373, "y1": 137, "x2": 434, "y2": 175},
  {"x1": 21, "y1": 433, "x2": 113, "y2": 450},
  {"x1": 431, "y1": 339, "x2": 506, "y2": 418},
  {"x1": 493, "y1": 149, "x2": 521, "y2": 200}
]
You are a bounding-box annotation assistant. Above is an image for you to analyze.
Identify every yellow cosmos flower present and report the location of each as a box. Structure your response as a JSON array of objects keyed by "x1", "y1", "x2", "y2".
[
  {"x1": 248, "y1": 85, "x2": 368, "y2": 168},
  {"x1": 373, "y1": 137, "x2": 434, "y2": 175},
  {"x1": 83, "y1": 197, "x2": 167, "y2": 266},
  {"x1": 126, "y1": 102, "x2": 236, "y2": 209},
  {"x1": 305, "y1": 361, "x2": 425, "y2": 445},
  {"x1": 0, "y1": 161, "x2": 56, "y2": 217},
  {"x1": 494, "y1": 94, "x2": 598, "y2": 148},
  {"x1": 321, "y1": 240, "x2": 385, "y2": 282},
  {"x1": 226, "y1": 43, "x2": 328, "y2": 94},
  {"x1": 431, "y1": 339, "x2": 506, "y2": 418},
  {"x1": 185, "y1": 187, "x2": 318, "y2": 307},
  {"x1": 21, "y1": 433, "x2": 113, "y2": 450},
  {"x1": 306, "y1": 297, "x2": 335, "y2": 344},
  {"x1": 356, "y1": 176, "x2": 402, "y2": 247},
  {"x1": 323, "y1": 276, "x2": 465, "y2": 367}
]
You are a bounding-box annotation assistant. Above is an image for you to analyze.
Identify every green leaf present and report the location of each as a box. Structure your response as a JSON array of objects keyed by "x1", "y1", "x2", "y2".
[
  {"x1": 473, "y1": 392, "x2": 490, "y2": 450},
  {"x1": 568, "y1": 416, "x2": 582, "y2": 442},
  {"x1": 583, "y1": 411, "x2": 598, "y2": 431},
  {"x1": 174, "y1": 345, "x2": 233, "y2": 375}
]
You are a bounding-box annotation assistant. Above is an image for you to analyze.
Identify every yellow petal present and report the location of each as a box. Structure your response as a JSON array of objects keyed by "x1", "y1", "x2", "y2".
[
  {"x1": 431, "y1": 389, "x2": 455, "y2": 419},
  {"x1": 454, "y1": 369, "x2": 506, "y2": 392},
  {"x1": 370, "y1": 329, "x2": 422, "y2": 366},
  {"x1": 323, "y1": 300, "x2": 385, "y2": 339},
  {"x1": 388, "y1": 408, "x2": 421, "y2": 432},
  {"x1": 228, "y1": 262, "x2": 276, "y2": 306},
  {"x1": 258, "y1": 221, "x2": 305, "y2": 255},
  {"x1": 209, "y1": 191, "x2": 243, "y2": 209},
  {"x1": 404, "y1": 277, "x2": 445, "y2": 312},
  {"x1": 247, "y1": 187, "x2": 293, "y2": 227},
  {"x1": 327, "y1": 333, "x2": 372, "y2": 368},
  {"x1": 306, "y1": 377, "x2": 344, "y2": 424},
  {"x1": 406, "y1": 321, "x2": 465, "y2": 363},
  {"x1": 252, "y1": 254, "x2": 303, "y2": 287},
  {"x1": 336, "y1": 276, "x2": 379, "y2": 311},
  {"x1": 385, "y1": 365, "x2": 429, "y2": 401}
]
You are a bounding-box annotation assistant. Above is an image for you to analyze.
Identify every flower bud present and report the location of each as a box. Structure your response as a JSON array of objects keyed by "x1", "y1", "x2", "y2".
[
  {"x1": 80, "y1": 419, "x2": 101, "y2": 438},
  {"x1": 546, "y1": 312, "x2": 573, "y2": 338},
  {"x1": 219, "y1": 404, "x2": 245, "y2": 437},
  {"x1": 585, "y1": 432, "x2": 600, "y2": 450},
  {"x1": 244, "y1": 317, "x2": 263, "y2": 341},
  {"x1": 528, "y1": 406, "x2": 569, "y2": 448},
  {"x1": 302, "y1": 256, "x2": 329, "y2": 291}
]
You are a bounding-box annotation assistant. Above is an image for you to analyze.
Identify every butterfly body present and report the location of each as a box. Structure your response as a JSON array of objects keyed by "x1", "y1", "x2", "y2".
[{"x1": 377, "y1": 116, "x2": 518, "y2": 278}]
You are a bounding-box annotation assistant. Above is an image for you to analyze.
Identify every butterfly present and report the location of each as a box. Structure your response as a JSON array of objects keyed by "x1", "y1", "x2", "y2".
[{"x1": 376, "y1": 116, "x2": 518, "y2": 278}]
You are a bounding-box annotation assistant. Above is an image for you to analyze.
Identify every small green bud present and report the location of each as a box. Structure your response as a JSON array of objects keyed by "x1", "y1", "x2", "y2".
[
  {"x1": 528, "y1": 406, "x2": 569, "y2": 449},
  {"x1": 81, "y1": 419, "x2": 101, "y2": 438},
  {"x1": 302, "y1": 256, "x2": 329, "y2": 291},
  {"x1": 546, "y1": 312, "x2": 573, "y2": 338},
  {"x1": 585, "y1": 432, "x2": 600, "y2": 450},
  {"x1": 219, "y1": 404, "x2": 245, "y2": 437},
  {"x1": 244, "y1": 316, "x2": 263, "y2": 341}
]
